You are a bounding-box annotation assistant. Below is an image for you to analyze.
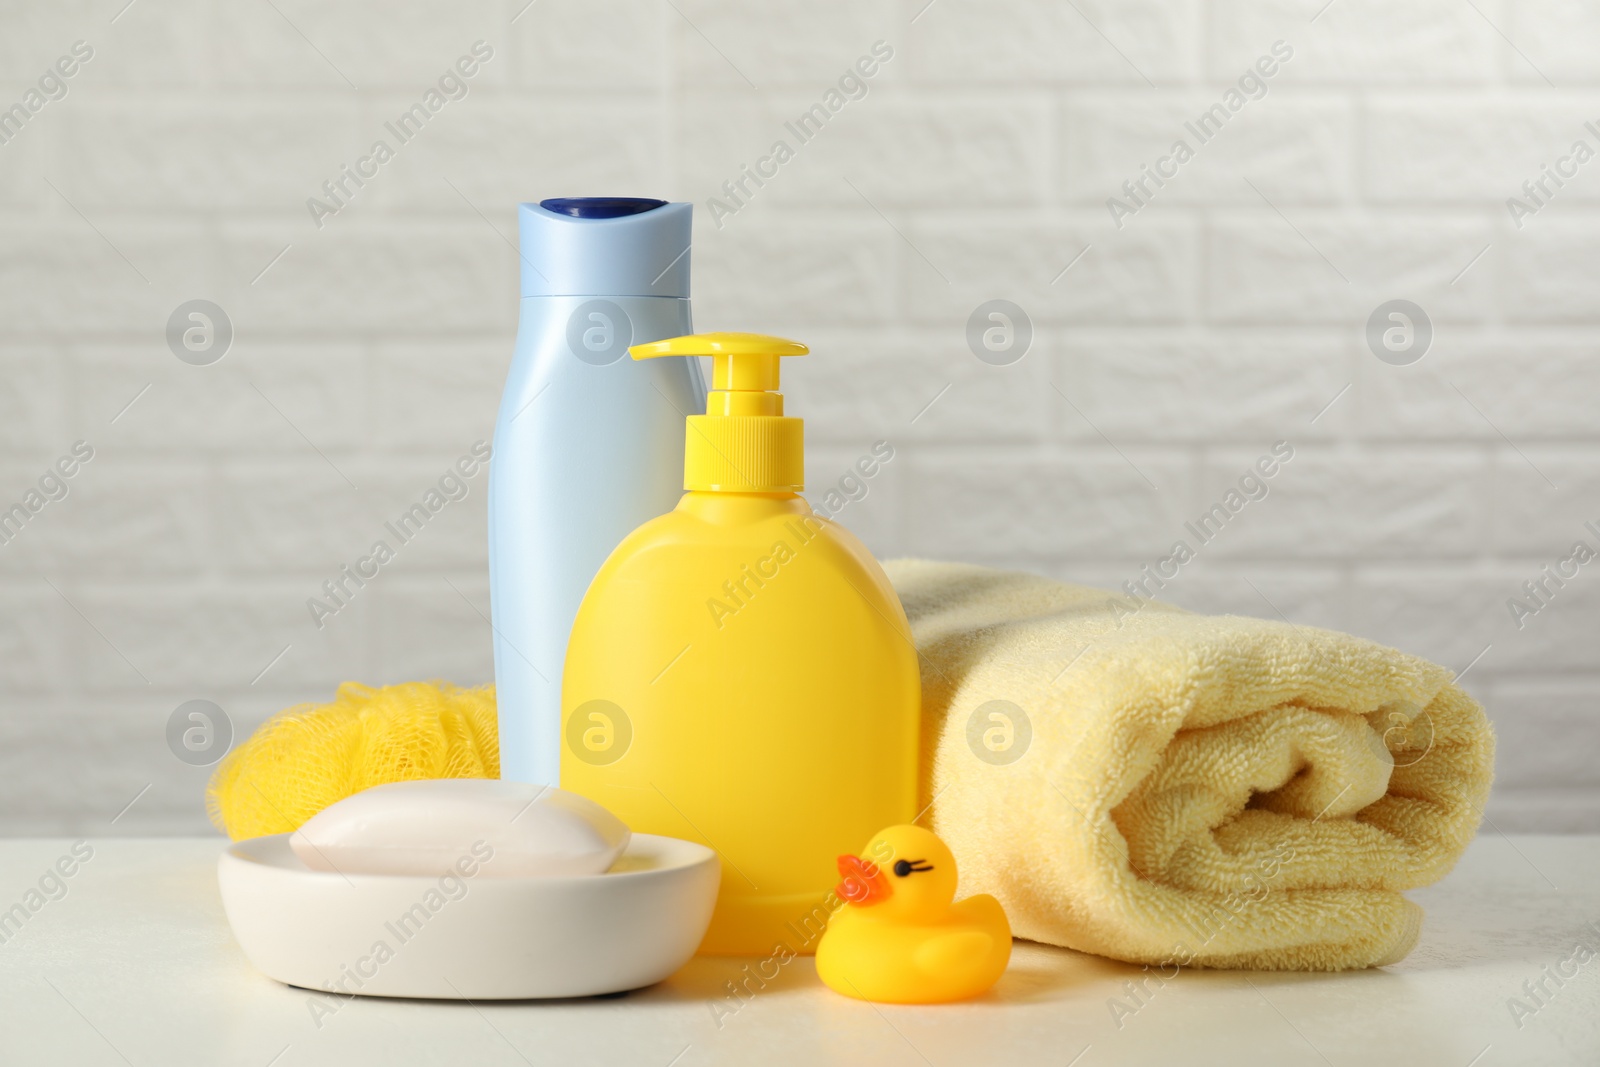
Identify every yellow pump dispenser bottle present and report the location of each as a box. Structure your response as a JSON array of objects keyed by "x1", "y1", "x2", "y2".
[{"x1": 561, "y1": 333, "x2": 920, "y2": 956}]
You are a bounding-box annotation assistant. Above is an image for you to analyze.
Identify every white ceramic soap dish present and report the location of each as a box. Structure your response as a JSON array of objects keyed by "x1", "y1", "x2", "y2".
[{"x1": 218, "y1": 833, "x2": 718, "y2": 1000}]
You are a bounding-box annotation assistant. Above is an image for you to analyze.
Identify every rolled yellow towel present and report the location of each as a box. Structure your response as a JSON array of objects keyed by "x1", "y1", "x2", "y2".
[{"x1": 885, "y1": 559, "x2": 1494, "y2": 971}]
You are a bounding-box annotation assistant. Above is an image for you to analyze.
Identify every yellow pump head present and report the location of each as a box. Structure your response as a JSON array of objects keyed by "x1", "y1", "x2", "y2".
[{"x1": 630, "y1": 332, "x2": 808, "y2": 493}]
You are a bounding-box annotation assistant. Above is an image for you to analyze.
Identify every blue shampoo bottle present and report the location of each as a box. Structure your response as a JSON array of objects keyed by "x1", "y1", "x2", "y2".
[{"x1": 488, "y1": 198, "x2": 706, "y2": 785}]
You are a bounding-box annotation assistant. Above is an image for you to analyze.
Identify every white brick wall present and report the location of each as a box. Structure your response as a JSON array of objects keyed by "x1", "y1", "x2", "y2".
[{"x1": 1, "y1": 0, "x2": 1595, "y2": 835}]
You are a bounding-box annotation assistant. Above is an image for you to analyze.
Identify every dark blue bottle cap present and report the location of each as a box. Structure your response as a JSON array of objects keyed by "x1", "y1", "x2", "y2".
[{"x1": 538, "y1": 197, "x2": 667, "y2": 219}]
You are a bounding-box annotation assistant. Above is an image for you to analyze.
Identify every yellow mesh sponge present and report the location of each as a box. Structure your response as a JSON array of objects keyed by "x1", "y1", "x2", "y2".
[{"x1": 206, "y1": 681, "x2": 498, "y2": 841}]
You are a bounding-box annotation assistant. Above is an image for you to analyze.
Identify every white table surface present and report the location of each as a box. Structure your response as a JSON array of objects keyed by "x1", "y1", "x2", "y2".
[{"x1": 1, "y1": 835, "x2": 1596, "y2": 1067}]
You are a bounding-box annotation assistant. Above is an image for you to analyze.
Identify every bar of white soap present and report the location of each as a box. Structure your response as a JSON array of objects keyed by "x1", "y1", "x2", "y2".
[{"x1": 290, "y1": 779, "x2": 630, "y2": 878}]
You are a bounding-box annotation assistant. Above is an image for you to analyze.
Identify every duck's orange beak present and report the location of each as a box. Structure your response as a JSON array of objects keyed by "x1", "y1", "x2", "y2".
[{"x1": 836, "y1": 854, "x2": 890, "y2": 906}]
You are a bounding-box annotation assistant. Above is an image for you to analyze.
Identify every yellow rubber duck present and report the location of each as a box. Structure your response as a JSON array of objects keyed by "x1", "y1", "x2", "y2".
[{"x1": 816, "y1": 824, "x2": 1011, "y2": 1004}]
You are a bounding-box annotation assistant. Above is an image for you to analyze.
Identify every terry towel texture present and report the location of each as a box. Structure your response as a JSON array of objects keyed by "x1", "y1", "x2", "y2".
[{"x1": 885, "y1": 560, "x2": 1495, "y2": 971}]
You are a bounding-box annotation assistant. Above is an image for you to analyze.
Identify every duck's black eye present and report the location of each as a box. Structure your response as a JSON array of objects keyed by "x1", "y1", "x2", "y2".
[{"x1": 892, "y1": 859, "x2": 933, "y2": 877}]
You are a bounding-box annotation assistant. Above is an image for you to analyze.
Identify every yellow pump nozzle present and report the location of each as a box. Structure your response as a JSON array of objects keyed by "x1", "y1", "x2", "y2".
[{"x1": 629, "y1": 332, "x2": 808, "y2": 493}]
